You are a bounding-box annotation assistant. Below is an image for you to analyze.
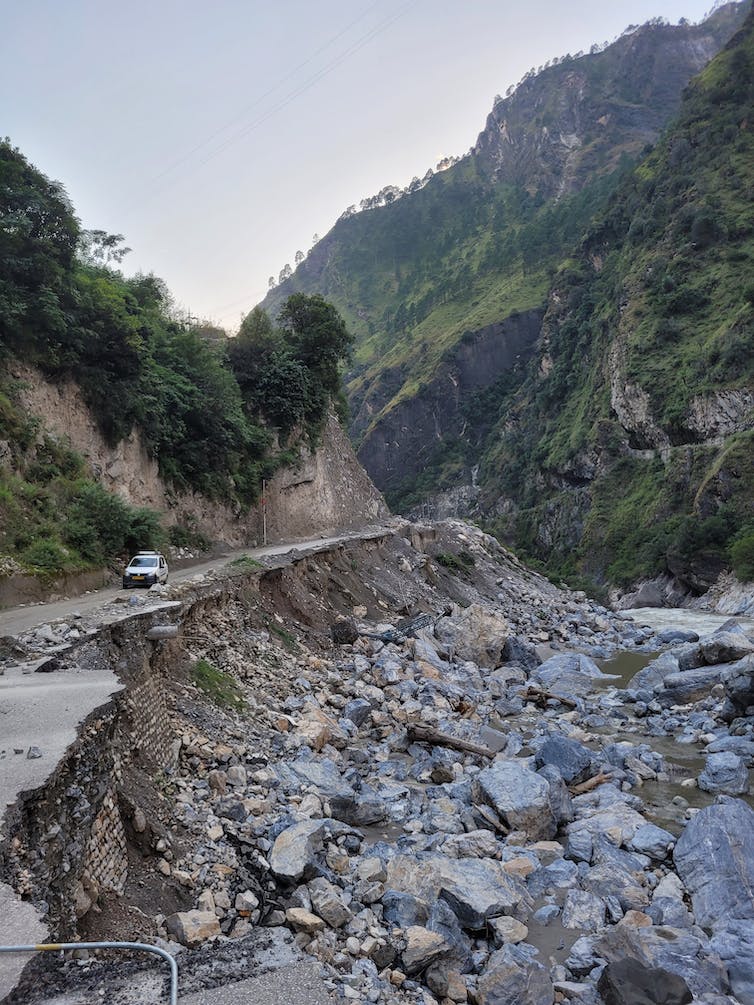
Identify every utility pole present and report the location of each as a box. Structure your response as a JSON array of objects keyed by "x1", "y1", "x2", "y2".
[{"x1": 262, "y1": 480, "x2": 267, "y2": 546}]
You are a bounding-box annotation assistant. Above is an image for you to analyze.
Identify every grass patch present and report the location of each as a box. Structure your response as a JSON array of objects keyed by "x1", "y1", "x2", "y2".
[
  {"x1": 265, "y1": 617, "x2": 299, "y2": 651},
  {"x1": 190, "y1": 658, "x2": 246, "y2": 711},
  {"x1": 435, "y1": 550, "x2": 475, "y2": 574},
  {"x1": 228, "y1": 554, "x2": 263, "y2": 573}
]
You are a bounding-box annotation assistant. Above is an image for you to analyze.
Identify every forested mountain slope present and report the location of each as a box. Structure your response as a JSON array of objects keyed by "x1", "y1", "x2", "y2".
[
  {"x1": 483, "y1": 6, "x2": 754, "y2": 595},
  {"x1": 261, "y1": 3, "x2": 748, "y2": 513},
  {"x1": 0, "y1": 143, "x2": 365, "y2": 580}
]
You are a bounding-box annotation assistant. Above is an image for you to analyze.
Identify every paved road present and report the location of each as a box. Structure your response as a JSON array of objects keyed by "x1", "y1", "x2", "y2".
[
  {"x1": 180, "y1": 964, "x2": 336, "y2": 1004},
  {"x1": 0, "y1": 530, "x2": 386, "y2": 638}
]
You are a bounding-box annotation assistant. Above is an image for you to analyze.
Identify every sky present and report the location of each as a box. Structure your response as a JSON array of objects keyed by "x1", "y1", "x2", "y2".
[{"x1": 2, "y1": 0, "x2": 722, "y2": 331}]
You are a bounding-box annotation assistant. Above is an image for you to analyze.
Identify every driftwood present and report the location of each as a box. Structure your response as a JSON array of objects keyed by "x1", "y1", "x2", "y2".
[
  {"x1": 523, "y1": 686, "x2": 578, "y2": 710},
  {"x1": 407, "y1": 723, "x2": 494, "y2": 759},
  {"x1": 569, "y1": 771, "x2": 613, "y2": 796}
]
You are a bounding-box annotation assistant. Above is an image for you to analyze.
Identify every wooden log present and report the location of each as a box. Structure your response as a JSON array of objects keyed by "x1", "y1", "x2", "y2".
[
  {"x1": 569, "y1": 771, "x2": 613, "y2": 796},
  {"x1": 523, "y1": 686, "x2": 578, "y2": 710},
  {"x1": 407, "y1": 723, "x2": 495, "y2": 759}
]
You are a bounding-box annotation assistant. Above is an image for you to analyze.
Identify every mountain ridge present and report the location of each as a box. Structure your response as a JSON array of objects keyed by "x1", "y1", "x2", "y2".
[{"x1": 259, "y1": 3, "x2": 749, "y2": 515}]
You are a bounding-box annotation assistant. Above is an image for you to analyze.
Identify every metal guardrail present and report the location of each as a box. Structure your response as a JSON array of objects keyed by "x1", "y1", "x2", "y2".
[{"x1": 0, "y1": 941, "x2": 178, "y2": 1004}]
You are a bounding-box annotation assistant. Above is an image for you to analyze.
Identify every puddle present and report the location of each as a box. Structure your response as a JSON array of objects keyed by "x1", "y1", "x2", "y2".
[
  {"x1": 358, "y1": 821, "x2": 408, "y2": 847},
  {"x1": 525, "y1": 911, "x2": 581, "y2": 967},
  {"x1": 597, "y1": 650, "x2": 658, "y2": 688}
]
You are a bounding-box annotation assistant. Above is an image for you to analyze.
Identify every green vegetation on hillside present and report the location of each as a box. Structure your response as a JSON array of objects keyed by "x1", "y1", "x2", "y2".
[
  {"x1": 484, "y1": 10, "x2": 754, "y2": 590},
  {"x1": 0, "y1": 141, "x2": 353, "y2": 576},
  {"x1": 0, "y1": 396, "x2": 164, "y2": 576}
]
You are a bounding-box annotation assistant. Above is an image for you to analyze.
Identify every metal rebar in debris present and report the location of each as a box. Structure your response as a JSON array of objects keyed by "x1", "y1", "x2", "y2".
[{"x1": 0, "y1": 941, "x2": 178, "y2": 1004}]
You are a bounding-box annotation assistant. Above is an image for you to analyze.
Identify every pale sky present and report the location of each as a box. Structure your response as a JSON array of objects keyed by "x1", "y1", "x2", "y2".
[{"x1": 2, "y1": 0, "x2": 721, "y2": 330}]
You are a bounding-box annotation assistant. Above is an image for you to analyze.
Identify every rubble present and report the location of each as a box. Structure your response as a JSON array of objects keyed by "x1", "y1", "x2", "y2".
[{"x1": 2, "y1": 519, "x2": 754, "y2": 1004}]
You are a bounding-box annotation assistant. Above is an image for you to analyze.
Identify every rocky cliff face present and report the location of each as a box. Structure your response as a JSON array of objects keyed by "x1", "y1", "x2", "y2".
[
  {"x1": 353, "y1": 310, "x2": 543, "y2": 502},
  {"x1": 14, "y1": 365, "x2": 388, "y2": 546},
  {"x1": 473, "y1": 11, "x2": 742, "y2": 197}
]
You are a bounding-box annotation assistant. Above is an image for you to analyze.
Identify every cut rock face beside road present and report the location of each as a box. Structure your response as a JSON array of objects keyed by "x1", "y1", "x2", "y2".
[{"x1": 1, "y1": 519, "x2": 753, "y2": 1005}]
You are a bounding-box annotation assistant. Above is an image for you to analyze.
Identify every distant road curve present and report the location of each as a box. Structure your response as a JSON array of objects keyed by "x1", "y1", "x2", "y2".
[{"x1": 0, "y1": 527, "x2": 390, "y2": 638}]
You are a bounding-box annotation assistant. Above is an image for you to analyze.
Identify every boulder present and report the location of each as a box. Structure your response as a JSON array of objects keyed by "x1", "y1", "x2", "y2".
[
  {"x1": 502, "y1": 636, "x2": 542, "y2": 673},
  {"x1": 561, "y1": 890, "x2": 606, "y2": 933},
  {"x1": 629, "y1": 824, "x2": 675, "y2": 861},
  {"x1": 699, "y1": 631, "x2": 754, "y2": 666},
  {"x1": 285, "y1": 907, "x2": 326, "y2": 934},
  {"x1": 533, "y1": 653, "x2": 617, "y2": 698},
  {"x1": 656, "y1": 629, "x2": 699, "y2": 645},
  {"x1": 474, "y1": 761, "x2": 556, "y2": 840},
  {"x1": 596, "y1": 924, "x2": 728, "y2": 999},
  {"x1": 308, "y1": 877, "x2": 352, "y2": 928},
  {"x1": 165, "y1": 910, "x2": 220, "y2": 947},
  {"x1": 442, "y1": 829, "x2": 501, "y2": 860},
  {"x1": 656, "y1": 666, "x2": 733, "y2": 706},
  {"x1": 402, "y1": 925, "x2": 451, "y2": 975},
  {"x1": 476, "y1": 943, "x2": 554, "y2": 1005},
  {"x1": 597, "y1": 958, "x2": 692, "y2": 1005},
  {"x1": 382, "y1": 891, "x2": 429, "y2": 928},
  {"x1": 674, "y1": 798, "x2": 754, "y2": 931},
  {"x1": 435, "y1": 604, "x2": 510, "y2": 668},
  {"x1": 269, "y1": 819, "x2": 352, "y2": 882},
  {"x1": 697, "y1": 751, "x2": 750, "y2": 795},
  {"x1": 385, "y1": 854, "x2": 526, "y2": 931},
  {"x1": 342, "y1": 697, "x2": 372, "y2": 727},
  {"x1": 535, "y1": 735, "x2": 593, "y2": 785},
  {"x1": 722, "y1": 654, "x2": 754, "y2": 721},
  {"x1": 628, "y1": 652, "x2": 679, "y2": 691}
]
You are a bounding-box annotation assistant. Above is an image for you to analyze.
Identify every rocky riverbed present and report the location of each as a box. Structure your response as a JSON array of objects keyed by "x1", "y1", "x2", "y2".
[{"x1": 3, "y1": 520, "x2": 754, "y2": 1005}]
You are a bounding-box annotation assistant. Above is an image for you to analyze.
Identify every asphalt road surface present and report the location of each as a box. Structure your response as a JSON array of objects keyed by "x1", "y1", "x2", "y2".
[{"x1": 0, "y1": 530, "x2": 383, "y2": 638}]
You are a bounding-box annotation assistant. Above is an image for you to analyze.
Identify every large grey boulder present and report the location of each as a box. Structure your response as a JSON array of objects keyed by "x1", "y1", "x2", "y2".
[
  {"x1": 597, "y1": 958, "x2": 692, "y2": 1005},
  {"x1": 722, "y1": 654, "x2": 754, "y2": 721},
  {"x1": 561, "y1": 889, "x2": 606, "y2": 932},
  {"x1": 269, "y1": 819, "x2": 353, "y2": 882},
  {"x1": 697, "y1": 751, "x2": 750, "y2": 795},
  {"x1": 629, "y1": 823, "x2": 675, "y2": 861},
  {"x1": 474, "y1": 760, "x2": 557, "y2": 840},
  {"x1": 656, "y1": 665, "x2": 733, "y2": 706},
  {"x1": 534, "y1": 735, "x2": 593, "y2": 785},
  {"x1": 435, "y1": 604, "x2": 510, "y2": 668},
  {"x1": 674, "y1": 798, "x2": 754, "y2": 1004},
  {"x1": 532, "y1": 653, "x2": 617, "y2": 698},
  {"x1": 476, "y1": 943, "x2": 554, "y2": 1005},
  {"x1": 628, "y1": 651, "x2": 679, "y2": 691},
  {"x1": 385, "y1": 854, "x2": 527, "y2": 930},
  {"x1": 699, "y1": 631, "x2": 754, "y2": 666},
  {"x1": 596, "y1": 924, "x2": 728, "y2": 999}
]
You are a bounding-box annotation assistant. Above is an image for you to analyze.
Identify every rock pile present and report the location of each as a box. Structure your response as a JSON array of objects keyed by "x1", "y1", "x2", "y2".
[{"x1": 151, "y1": 591, "x2": 753, "y2": 1004}]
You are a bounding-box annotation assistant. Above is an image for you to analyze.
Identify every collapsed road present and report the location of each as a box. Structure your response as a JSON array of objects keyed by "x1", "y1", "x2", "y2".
[{"x1": 1, "y1": 519, "x2": 753, "y2": 1005}]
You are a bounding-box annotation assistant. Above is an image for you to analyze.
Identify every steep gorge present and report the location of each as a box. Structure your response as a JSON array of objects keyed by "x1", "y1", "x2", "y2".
[{"x1": 261, "y1": 3, "x2": 748, "y2": 524}]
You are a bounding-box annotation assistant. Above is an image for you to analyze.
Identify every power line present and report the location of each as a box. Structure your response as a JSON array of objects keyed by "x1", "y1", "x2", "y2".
[
  {"x1": 117, "y1": 0, "x2": 383, "y2": 211},
  {"x1": 119, "y1": 0, "x2": 415, "y2": 214}
]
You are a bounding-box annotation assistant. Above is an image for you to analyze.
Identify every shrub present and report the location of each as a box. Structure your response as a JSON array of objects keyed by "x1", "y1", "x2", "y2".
[
  {"x1": 22, "y1": 538, "x2": 70, "y2": 574},
  {"x1": 169, "y1": 524, "x2": 212, "y2": 551},
  {"x1": 730, "y1": 530, "x2": 754, "y2": 582}
]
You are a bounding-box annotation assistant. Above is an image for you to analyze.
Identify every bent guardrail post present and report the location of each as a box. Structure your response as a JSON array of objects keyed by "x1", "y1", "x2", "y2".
[{"x1": 0, "y1": 941, "x2": 178, "y2": 1004}]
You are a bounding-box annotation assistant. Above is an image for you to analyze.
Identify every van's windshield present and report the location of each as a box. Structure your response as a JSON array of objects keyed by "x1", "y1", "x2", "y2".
[{"x1": 129, "y1": 556, "x2": 158, "y2": 568}]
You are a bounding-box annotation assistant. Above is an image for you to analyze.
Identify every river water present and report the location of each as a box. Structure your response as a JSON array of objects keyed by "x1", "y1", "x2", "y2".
[
  {"x1": 625, "y1": 606, "x2": 754, "y2": 634},
  {"x1": 592, "y1": 608, "x2": 754, "y2": 835}
]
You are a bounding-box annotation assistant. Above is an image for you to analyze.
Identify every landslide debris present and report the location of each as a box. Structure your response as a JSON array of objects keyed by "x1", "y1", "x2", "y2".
[{"x1": 2, "y1": 520, "x2": 753, "y2": 1005}]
